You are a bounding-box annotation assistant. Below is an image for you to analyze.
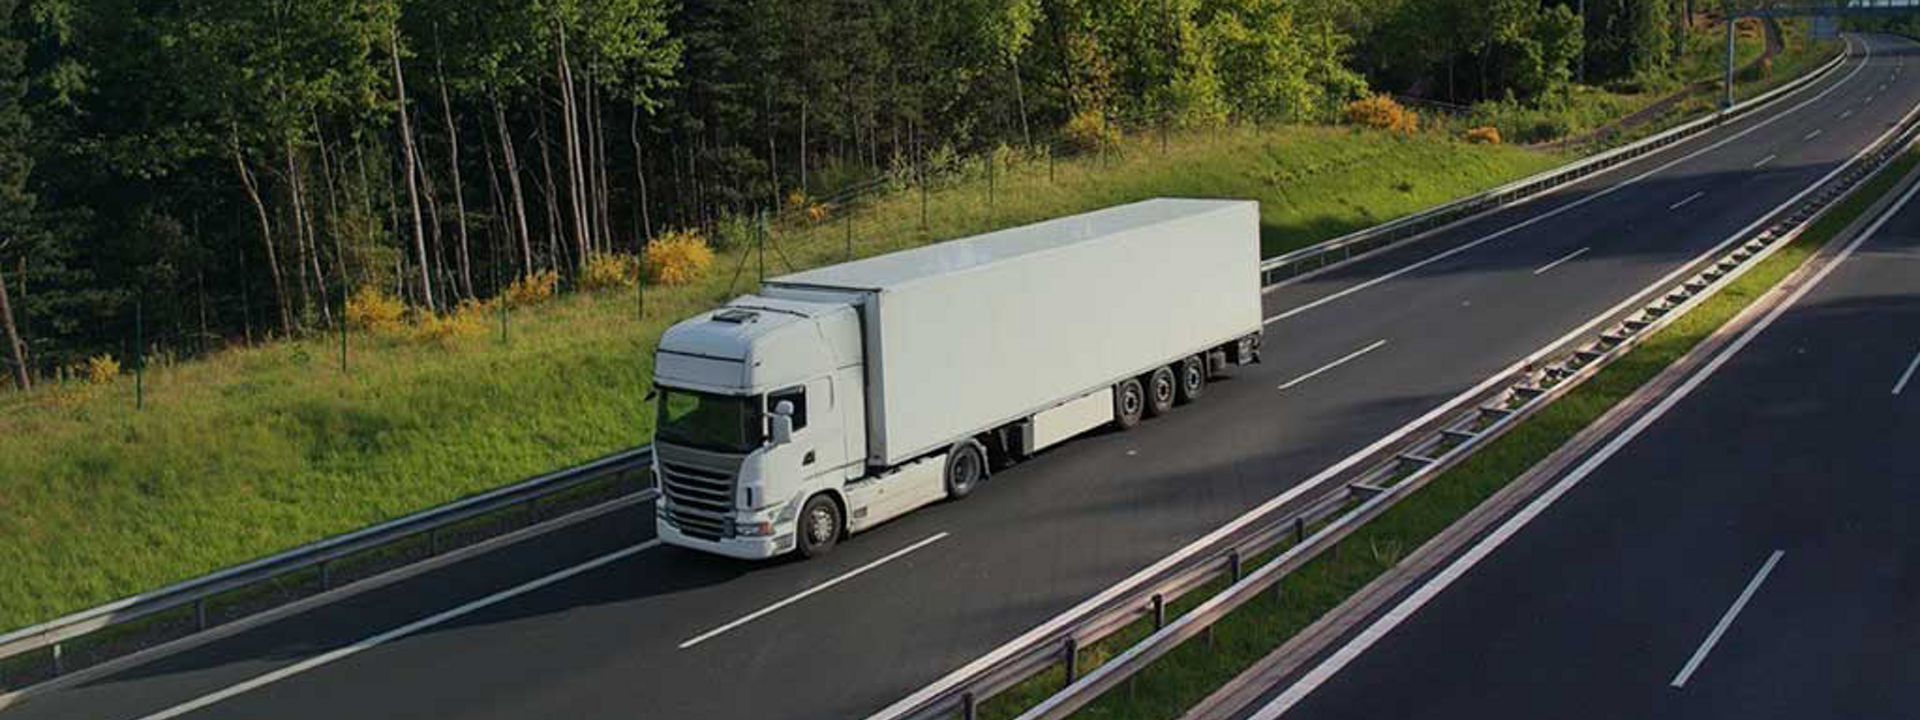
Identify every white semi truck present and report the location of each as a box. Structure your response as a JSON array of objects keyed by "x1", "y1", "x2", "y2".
[{"x1": 651, "y1": 198, "x2": 1263, "y2": 558}]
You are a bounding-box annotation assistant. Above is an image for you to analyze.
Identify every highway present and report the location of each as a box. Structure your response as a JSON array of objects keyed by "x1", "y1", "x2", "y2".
[
  {"x1": 7, "y1": 33, "x2": 1917, "y2": 720},
  {"x1": 1249, "y1": 120, "x2": 1920, "y2": 720}
]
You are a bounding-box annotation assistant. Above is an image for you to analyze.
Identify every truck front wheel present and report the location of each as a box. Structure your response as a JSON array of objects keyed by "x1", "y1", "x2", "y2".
[
  {"x1": 797, "y1": 494, "x2": 842, "y2": 558},
  {"x1": 1114, "y1": 378, "x2": 1146, "y2": 430}
]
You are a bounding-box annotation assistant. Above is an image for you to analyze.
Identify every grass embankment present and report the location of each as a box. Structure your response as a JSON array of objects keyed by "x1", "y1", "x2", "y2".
[
  {"x1": 1459, "y1": 17, "x2": 1835, "y2": 146},
  {"x1": 0, "y1": 125, "x2": 1561, "y2": 633},
  {"x1": 976, "y1": 151, "x2": 1920, "y2": 720}
]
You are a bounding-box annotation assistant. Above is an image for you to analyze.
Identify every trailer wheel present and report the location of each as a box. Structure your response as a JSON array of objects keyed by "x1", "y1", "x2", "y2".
[
  {"x1": 1145, "y1": 366, "x2": 1177, "y2": 417},
  {"x1": 1177, "y1": 356, "x2": 1207, "y2": 404},
  {"x1": 797, "y1": 494, "x2": 841, "y2": 558},
  {"x1": 1114, "y1": 378, "x2": 1146, "y2": 430},
  {"x1": 945, "y1": 441, "x2": 987, "y2": 499}
]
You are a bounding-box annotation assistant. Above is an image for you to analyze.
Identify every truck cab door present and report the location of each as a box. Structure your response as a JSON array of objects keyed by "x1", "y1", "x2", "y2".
[{"x1": 770, "y1": 377, "x2": 847, "y2": 484}]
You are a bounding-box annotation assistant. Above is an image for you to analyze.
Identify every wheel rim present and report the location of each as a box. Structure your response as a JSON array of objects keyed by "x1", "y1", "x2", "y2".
[
  {"x1": 1122, "y1": 385, "x2": 1143, "y2": 416},
  {"x1": 952, "y1": 450, "x2": 979, "y2": 490},
  {"x1": 1183, "y1": 362, "x2": 1204, "y2": 393},
  {"x1": 1152, "y1": 374, "x2": 1174, "y2": 406},
  {"x1": 807, "y1": 505, "x2": 835, "y2": 545}
]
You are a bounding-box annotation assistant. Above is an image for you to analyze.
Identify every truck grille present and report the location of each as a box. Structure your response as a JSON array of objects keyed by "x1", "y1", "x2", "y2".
[{"x1": 659, "y1": 458, "x2": 737, "y2": 541}]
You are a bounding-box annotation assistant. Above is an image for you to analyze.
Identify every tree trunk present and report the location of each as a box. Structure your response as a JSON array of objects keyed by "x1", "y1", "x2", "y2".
[
  {"x1": 800, "y1": 98, "x2": 809, "y2": 194},
  {"x1": 438, "y1": 56, "x2": 474, "y2": 299},
  {"x1": 492, "y1": 92, "x2": 535, "y2": 275},
  {"x1": 630, "y1": 105, "x2": 654, "y2": 242},
  {"x1": 390, "y1": 28, "x2": 436, "y2": 311},
  {"x1": 1012, "y1": 55, "x2": 1032, "y2": 147},
  {"x1": 554, "y1": 27, "x2": 592, "y2": 268},
  {"x1": 536, "y1": 106, "x2": 566, "y2": 271},
  {"x1": 0, "y1": 256, "x2": 28, "y2": 391},
  {"x1": 285, "y1": 140, "x2": 332, "y2": 325},
  {"x1": 233, "y1": 140, "x2": 293, "y2": 334}
]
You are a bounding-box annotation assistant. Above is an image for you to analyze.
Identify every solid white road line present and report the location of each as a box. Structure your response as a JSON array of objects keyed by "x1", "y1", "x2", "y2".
[
  {"x1": 1670, "y1": 191, "x2": 1708, "y2": 211},
  {"x1": 129, "y1": 540, "x2": 664, "y2": 720},
  {"x1": 1278, "y1": 341, "x2": 1388, "y2": 391},
  {"x1": 679, "y1": 532, "x2": 949, "y2": 649},
  {"x1": 1754, "y1": 154, "x2": 1778, "y2": 169},
  {"x1": 1249, "y1": 148, "x2": 1920, "y2": 720},
  {"x1": 1262, "y1": 43, "x2": 1871, "y2": 327},
  {"x1": 1671, "y1": 550, "x2": 1786, "y2": 688},
  {"x1": 1806, "y1": 129, "x2": 1824, "y2": 141},
  {"x1": 1894, "y1": 346, "x2": 1920, "y2": 395},
  {"x1": 1533, "y1": 247, "x2": 1592, "y2": 276}
]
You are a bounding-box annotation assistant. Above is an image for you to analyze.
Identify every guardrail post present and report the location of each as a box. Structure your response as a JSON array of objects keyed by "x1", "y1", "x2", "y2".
[
  {"x1": 961, "y1": 691, "x2": 978, "y2": 720},
  {"x1": 195, "y1": 598, "x2": 207, "y2": 631},
  {"x1": 1293, "y1": 516, "x2": 1306, "y2": 546},
  {"x1": 430, "y1": 529, "x2": 442, "y2": 556},
  {"x1": 1152, "y1": 593, "x2": 1166, "y2": 630},
  {"x1": 51, "y1": 642, "x2": 62, "y2": 677},
  {"x1": 319, "y1": 560, "x2": 331, "y2": 591},
  {"x1": 1063, "y1": 637, "x2": 1079, "y2": 685},
  {"x1": 1229, "y1": 550, "x2": 1243, "y2": 583}
]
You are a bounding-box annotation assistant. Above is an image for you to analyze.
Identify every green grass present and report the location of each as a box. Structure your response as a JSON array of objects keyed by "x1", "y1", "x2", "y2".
[
  {"x1": 970, "y1": 150, "x2": 1920, "y2": 720},
  {"x1": 0, "y1": 124, "x2": 1562, "y2": 633}
]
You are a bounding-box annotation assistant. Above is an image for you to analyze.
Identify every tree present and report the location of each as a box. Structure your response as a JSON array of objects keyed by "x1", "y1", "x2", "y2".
[{"x1": 1, "y1": 0, "x2": 33, "y2": 390}]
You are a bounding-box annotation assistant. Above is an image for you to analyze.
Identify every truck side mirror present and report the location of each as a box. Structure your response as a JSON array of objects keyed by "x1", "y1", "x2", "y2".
[{"x1": 770, "y1": 400, "x2": 796, "y2": 446}]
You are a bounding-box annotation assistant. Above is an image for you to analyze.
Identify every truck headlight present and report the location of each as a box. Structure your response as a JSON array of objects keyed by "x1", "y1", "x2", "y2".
[{"x1": 735, "y1": 521, "x2": 777, "y2": 537}]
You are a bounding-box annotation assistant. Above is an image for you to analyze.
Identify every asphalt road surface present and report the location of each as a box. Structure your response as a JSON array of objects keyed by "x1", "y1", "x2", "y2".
[
  {"x1": 1254, "y1": 103, "x2": 1920, "y2": 720},
  {"x1": 9, "y1": 33, "x2": 1918, "y2": 720}
]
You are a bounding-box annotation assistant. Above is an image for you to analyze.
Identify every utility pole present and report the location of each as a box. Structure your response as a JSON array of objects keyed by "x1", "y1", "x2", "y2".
[{"x1": 1725, "y1": 5, "x2": 1738, "y2": 111}]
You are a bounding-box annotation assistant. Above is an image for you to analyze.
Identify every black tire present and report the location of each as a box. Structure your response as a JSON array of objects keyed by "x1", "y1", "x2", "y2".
[
  {"x1": 1114, "y1": 378, "x2": 1146, "y2": 430},
  {"x1": 797, "y1": 494, "x2": 841, "y2": 558},
  {"x1": 946, "y1": 440, "x2": 987, "y2": 499},
  {"x1": 1177, "y1": 355, "x2": 1207, "y2": 404},
  {"x1": 1145, "y1": 366, "x2": 1177, "y2": 417}
]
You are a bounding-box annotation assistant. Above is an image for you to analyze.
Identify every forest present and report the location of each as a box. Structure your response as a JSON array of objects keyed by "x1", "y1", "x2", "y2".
[{"x1": 0, "y1": 0, "x2": 1754, "y2": 388}]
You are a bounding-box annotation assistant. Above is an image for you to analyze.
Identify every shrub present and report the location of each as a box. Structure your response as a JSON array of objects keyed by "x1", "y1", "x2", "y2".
[
  {"x1": 582, "y1": 253, "x2": 640, "y2": 292},
  {"x1": 1464, "y1": 126, "x2": 1504, "y2": 145},
  {"x1": 645, "y1": 229, "x2": 716, "y2": 286},
  {"x1": 346, "y1": 286, "x2": 406, "y2": 333},
  {"x1": 1062, "y1": 110, "x2": 1122, "y2": 152},
  {"x1": 1346, "y1": 94, "x2": 1420, "y2": 134},
  {"x1": 504, "y1": 269, "x2": 560, "y2": 308},
  {"x1": 409, "y1": 305, "x2": 487, "y2": 345},
  {"x1": 84, "y1": 354, "x2": 121, "y2": 385}
]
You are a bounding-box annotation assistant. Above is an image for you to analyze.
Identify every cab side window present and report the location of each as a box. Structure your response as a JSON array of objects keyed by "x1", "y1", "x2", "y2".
[{"x1": 769, "y1": 387, "x2": 808, "y2": 431}]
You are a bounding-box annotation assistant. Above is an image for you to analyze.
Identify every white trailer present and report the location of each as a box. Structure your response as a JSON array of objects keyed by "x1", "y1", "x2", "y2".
[{"x1": 651, "y1": 198, "x2": 1263, "y2": 559}]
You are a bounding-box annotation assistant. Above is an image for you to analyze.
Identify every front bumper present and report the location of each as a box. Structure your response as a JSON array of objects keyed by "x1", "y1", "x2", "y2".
[{"x1": 657, "y1": 518, "x2": 793, "y2": 560}]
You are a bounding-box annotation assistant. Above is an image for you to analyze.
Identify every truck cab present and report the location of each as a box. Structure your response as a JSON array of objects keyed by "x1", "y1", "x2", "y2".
[{"x1": 652, "y1": 295, "x2": 868, "y2": 559}]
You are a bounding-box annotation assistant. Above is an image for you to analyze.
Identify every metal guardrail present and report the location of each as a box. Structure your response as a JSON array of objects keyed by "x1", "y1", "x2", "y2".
[
  {"x1": 0, "y1": 445, "x2": 655, "y2": 687},
  {"x1": 1257, "y1": 45, "x2": 1850, "y2": 287},
  {"x1": 887, "y1": 68, "x2": 1920, "y2": 720}
]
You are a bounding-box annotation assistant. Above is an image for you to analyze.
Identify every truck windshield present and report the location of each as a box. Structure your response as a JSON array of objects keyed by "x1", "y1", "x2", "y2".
[{"x1": 655, "y1": 388, "x2": 762, "y2": 453}]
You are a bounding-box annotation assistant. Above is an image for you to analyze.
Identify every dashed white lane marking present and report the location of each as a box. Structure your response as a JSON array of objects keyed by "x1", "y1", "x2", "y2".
[
  {"x1": 1533, "y1": 247, "x2": 1592, "y2": 276},
  {"x1": 1754, "y1": 154, "x2": 1777, "y2": 169},
  {"x1": 1278, "y1": 340, "x2": 1389, "y2": 391},
  {"x1": 679, "y1": 532, "x2": 950, "y2": 649},
  {"x1": 1670, "y1": 191, "x2": 1707, "y2": 210},
  {"x1": 1671, "y1": 550, "x2": 1786, "y2": 688},
  {"x1": 1805, "y1": 129, "x2": 1824, "y2": 141},
  {"x1": 1893, "y1": 346, "x2": 1920, "y2": 395}
]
